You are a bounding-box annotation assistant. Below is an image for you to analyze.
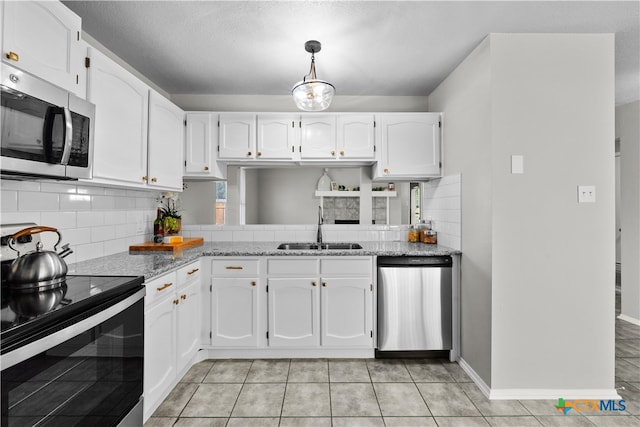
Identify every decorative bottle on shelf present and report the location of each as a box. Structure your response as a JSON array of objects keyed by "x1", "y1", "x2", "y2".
[
  {"x1": 317, "y1": 168, "x2": 332, "y2": 191},
  {"x1": 153, "y1": 208, "x2": 164, "y2": 243}
]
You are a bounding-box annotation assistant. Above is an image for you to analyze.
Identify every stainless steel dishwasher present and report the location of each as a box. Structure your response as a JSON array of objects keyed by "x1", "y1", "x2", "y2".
[{"x1": 377, "y1": 256, "x2": 452, "y2": 352}]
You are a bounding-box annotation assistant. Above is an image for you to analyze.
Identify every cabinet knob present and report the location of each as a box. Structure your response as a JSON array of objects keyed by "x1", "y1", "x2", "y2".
[
  {"x1": 331, "y1": 150, "x2": 335, "y2": 156},
  {"x1": 251, "y1": 281, "x2": 257, "y2": 287},
  {"x1": 312, "y1": 281, "x2": 317, "y2": 287},
  {"x1": 247, "y1": 151, "x2": 252, "y2": 157},
  {"x1": 142, "y1": 176, "x2": 148, "y2": 181},
  {"x1": 6, "y1": 51, "x2": 19, "y2": 61},
  {"x1": 257, "y1": 152, "x2": 262, "y2": 157},
  {"x1": 151, "y1": 177, "x2": 157, "y2": 183},
  {"x1": 173, "y1": 299, "x2": 179, "y2": 305},
  {"x1": 181, "y1": 294, "x2": 187, "y2": 300},
  {"x1": 204, "y1": 166, "x2": 209, "y2": 171},
  {"x1": 340, "y1": 151, "x2": 345, "y2": 156},
  {"x1": 322, "y1": 282, "x2": 327, "y2": 287},
  {"x1": 383, "y1": 168, "x2": 389, "y2": 174}
]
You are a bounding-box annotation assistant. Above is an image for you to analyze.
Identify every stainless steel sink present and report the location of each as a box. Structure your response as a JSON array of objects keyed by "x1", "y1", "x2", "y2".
[{"x1": 277, "y1": 242, "x2": 363, "y2": 250}]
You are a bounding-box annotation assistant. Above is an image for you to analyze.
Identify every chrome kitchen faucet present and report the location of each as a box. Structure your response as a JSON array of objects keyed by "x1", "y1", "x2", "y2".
[{"x1": 317, "y1": 205, "x2": 323, "y2": 244}]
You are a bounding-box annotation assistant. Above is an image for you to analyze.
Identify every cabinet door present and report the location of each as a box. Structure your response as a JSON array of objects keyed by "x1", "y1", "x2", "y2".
[
  {"x1": 2, "y1": 1, "x2": 83, "y2": 95},
  {"x1": 321, "y1": 278, "x2": 373, "y2": 347},
  {"x1": 257, "y1": 115, "x2": 297, "y2": 159},
  {"x1": 268, "y1": 278, "x2": 320, "y2": 347},
  {"x1": 211, "y1": 278, "x2": 259, "y2": 347},
  {"x1": 144, "y1": 295, "x2": 177, "y2": 415},
  {"x1": 337, "y1": 115, "x2": 375, "y2": 159},
  {"x1": 184, "y1": 113, "x2": 225, "y2": 178},
  {"x1": 218, "y1": 113, "x2": 256, "y2": 159},
  {"x1": 87, "y1": 47, "x2": 148, "y2": 186},
  {"x1": 148, "y1": 90, "x2": 184, "y2": 190},
  {"x1": 377, "y1": 113, "x2": 441, "y2": 178},
  {"x1": 300, "y1": 115, "x2": 337, "y2": 159},
  {"x1": 176, "y1": 280, "x2": 201, "y2": 373}
]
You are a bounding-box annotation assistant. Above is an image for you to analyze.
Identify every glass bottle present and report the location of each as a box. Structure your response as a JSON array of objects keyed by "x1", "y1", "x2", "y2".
[
  {"x1": 153, "y1": 207, "x2": 164, "y2": 243},
  {"x1": 407, "y1": 225, "x2": 419, "y2": 243}
]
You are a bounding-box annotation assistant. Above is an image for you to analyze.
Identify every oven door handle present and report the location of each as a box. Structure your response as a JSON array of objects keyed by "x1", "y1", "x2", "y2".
[
  {"x1": 60, "y1": 106, "x2": 73, "y2": 165},
  {"x1": 1, "y1": 287, "x2": 145, "y2": 370}
]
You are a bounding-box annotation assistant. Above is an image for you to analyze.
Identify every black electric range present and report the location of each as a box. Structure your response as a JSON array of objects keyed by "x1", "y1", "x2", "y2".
[{"x1": 1, "y1": 274, "x2": 144, "y2": 354}]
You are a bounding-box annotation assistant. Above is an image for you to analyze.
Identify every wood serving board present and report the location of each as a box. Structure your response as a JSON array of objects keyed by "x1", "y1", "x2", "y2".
[{"x1": 129, "y1": 237, "x2": 204, "y2": 252}]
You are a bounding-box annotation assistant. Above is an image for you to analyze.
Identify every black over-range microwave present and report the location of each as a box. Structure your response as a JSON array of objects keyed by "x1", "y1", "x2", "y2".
[{"x1": 1, "y1": 63, "x2": 95, "y2": 180}]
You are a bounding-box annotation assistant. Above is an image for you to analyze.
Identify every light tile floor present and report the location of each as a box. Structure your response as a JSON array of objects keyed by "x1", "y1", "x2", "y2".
[{"x1": 146, "y1": 292, "x2": 640, "y2": 427}]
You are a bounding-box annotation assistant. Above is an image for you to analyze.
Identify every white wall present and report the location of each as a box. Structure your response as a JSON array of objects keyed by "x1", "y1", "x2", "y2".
[
  {"x1": 617, "y1": 101, "x2": 640, "y2": 324},
  {"x1": 0, "y1": 180, "x2": 159, "y2": 264},
  {"x1": 430, "y1": 34, "x2": 616, "y2": 397},
  {"x1": 429, "y1": 38, "x2": 494, "y2": 386},
  {"x1": 181, "y1": 181, "x2": 217, "y2": 225}
]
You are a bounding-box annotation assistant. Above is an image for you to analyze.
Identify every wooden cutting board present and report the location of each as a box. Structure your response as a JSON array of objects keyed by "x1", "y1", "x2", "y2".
[{"x1": 129, "y1": 237, "x2": 204, "y2": 252}]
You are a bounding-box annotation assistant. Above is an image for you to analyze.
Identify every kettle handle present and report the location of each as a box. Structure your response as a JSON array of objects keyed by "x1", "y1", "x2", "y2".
[{"x1": 8, "y1": 226, "x2": 63, "y2": 256}]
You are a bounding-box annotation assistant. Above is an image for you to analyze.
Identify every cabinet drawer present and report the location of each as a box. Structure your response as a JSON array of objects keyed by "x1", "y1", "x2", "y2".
[
  {"x1": 145, "y1": 271, "x2": 178, "y2": 306},
  {"x1": 211, "y1": 259, "x2": 259, "y2": 276},
  {"x1": 321, "y1": 258, "x2": 372, "y2": 276},
  {"x1": 268, "y1": 258, "x2": 319, "y2": 276},
  {"x1": 177, "y1": 261, "x2": 201, "y2": 288}
]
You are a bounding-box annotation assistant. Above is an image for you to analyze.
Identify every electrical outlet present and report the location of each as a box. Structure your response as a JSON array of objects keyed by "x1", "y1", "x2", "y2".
[{"x1": 578, "y1": 185, "x2": 596, "y2": 203}]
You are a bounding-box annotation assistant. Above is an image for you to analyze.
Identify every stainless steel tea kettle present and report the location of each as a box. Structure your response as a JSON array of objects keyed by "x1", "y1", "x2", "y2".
[{"x1": 6, "y1": 226, "x2": 72, "y2": 291}]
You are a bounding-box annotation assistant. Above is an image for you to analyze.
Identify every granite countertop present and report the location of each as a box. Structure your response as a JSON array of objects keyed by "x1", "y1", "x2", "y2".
[{"x1": 68, "y1": 241, "x2": 461, "y2": 281}]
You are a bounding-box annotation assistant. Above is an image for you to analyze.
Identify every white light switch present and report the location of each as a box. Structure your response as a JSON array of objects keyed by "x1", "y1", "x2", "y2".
[
  {"x1": 578, "y1": 185, "x2": 596, "y2": 203},
  {"x1": 511, "y1": 155, "x2": 524, "y2": 174}
]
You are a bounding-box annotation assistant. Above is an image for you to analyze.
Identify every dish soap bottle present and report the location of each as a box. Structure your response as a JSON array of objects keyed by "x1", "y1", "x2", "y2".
[{"x1": 317, "y1": 168, "x2": 332, "y2": 191}]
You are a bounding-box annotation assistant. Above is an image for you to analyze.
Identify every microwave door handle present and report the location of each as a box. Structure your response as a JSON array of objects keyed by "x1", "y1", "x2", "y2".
[{"x1": 60, "y1": 106, "x2": 73, "y2": 165}]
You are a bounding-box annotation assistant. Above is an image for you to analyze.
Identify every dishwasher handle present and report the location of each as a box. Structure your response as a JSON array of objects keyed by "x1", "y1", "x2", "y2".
[{"x1": 377, "y1": 256, "x2": 452, "y2": 267}]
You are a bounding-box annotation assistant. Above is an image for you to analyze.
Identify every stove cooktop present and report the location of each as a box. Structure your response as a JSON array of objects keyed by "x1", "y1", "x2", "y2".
[{"x1": 1, "y1": 274, "x2": 144, "y2": 353}]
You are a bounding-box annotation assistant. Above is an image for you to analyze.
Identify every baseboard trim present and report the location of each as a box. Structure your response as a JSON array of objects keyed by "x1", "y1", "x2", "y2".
[
  {"x1": 200, "y1": 347, "x2": 375, "y2": 359},
  {"x1": 489, "y1": 388, "x2": 621, "y2": 400},
  {"x1": 457, "y1": 357, "x2": 620, "y2": 401},
  {"x1": 617, "y1": 314, "x2": 640, "y2": 326},
  {"x1": 458, "y1": 357, "x2": 491, "y2": 398}
]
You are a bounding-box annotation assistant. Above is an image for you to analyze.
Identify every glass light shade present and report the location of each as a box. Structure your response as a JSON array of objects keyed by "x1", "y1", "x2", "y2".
[{"x1": 291, "y1": 79, "x2": 335, "y2": 111}]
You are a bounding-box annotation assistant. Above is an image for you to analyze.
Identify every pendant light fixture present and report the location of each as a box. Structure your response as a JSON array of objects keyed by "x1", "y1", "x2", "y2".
[{"x1": 291, "y1": 40, "x2": 335, "y2": 111}]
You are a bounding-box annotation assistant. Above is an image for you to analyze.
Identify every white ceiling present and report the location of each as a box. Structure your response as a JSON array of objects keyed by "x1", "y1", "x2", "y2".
[{"x1": 63, "y1": 1, "x2": 640, "y2": 105}]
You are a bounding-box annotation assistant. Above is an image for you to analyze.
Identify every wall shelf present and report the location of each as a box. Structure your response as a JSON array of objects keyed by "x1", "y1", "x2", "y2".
[{"x1": 314, "y1": 190, "x2": 397, "y2": 198}]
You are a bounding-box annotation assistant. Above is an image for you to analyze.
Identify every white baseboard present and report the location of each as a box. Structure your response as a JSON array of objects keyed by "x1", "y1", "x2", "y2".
[
  {"x1": 200, "y1": 347, "x2": 375, "y2": 359},
  {"x1": 618, "y1": 314, "x2": 640, "y2": 326},
  {"x1": 458, "y1": 357, "x2": 620, "y2": 401},
  {"x1": 458, "y1": 357, "x2": 491, "y2": 398},
  {"x1": 489, "y1": 388, "x2": 621, "y2": 400}
]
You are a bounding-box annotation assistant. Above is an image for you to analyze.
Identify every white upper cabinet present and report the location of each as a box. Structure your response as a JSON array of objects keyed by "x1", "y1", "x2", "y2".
[
  {"x1": 2, "y1": 1, "x2": 84, "y2": 96},
  {"x1": 148, "y1": 90, "x2": 184, "y2": 190},
  {"x1": 185, "y1": 113, "x2": 226, "y2": 179},
  {"x1": 337, "y1": 115, "x2": 375, "y2": 160},
  {"x1": 87, "y1": 47, "x2": 149, "y2": 186},
  {"x1": 300, "y1": 115, "x2": 337, "y2": 159},
  {"x1": 218, "y1": 113, "x2": 257, "y2": 159},
  {"x1": 257, "y1": 114, "x2": 298, "y2": 159},
  {"x1": 374, "y1": 113, "x2": 442, "y2": 180}
]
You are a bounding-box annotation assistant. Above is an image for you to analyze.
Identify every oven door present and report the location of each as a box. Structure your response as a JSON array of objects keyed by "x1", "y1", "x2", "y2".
[{"x1": 1, "y1": 288, "x2": 144, "y2": 427}]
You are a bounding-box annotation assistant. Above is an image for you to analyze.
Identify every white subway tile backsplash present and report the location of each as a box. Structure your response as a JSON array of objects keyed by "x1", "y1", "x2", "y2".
[
  {"x1": 1, "y1": 190, "x2": 18, "y2": 212},
  {"x1": 104, "y1": 211, "x2": 127, "y2": 225},
  {"x1": 253, "y1": 230, "x2": 275, "y2": 242},
  {"x1": 40, "y1": 182, "x2": 76, "y2": 194},
  {"x1": 210, "y1": 230, "x2": 233, "y2": 241},
  {"x1": 232, "y1": 230, "x2": 254, "y2": 241},
  {"x1": 77, "y1": 185, "x2": 106, "y2": 196},
  {"x1": 0, "y1": 211, "x2": 41, "y2": 225},
  {"x1": 77, "y1": 211, "x2": 105, "y2": 228},
  {"x1": 60, "y1": 194, "x2": 91, "y2": 211},
  {"x1": 19, "y1": 191, "x2": 59, "y2": 211},
  {"x1": 1, "y1": 180, "x2": 41, "y2": 192},
  {"x1": 92, "y1": 195, "x2": 117, "y2": 210},
  {"x1": 41, "y1": 212, "x2": 76, "y2": 229},
  {"x1": 74, "y1": 242, "x2": 104, "y2": 263},
  {"x1": 91, "y1": 225, "x2": 116, "y2": 242},
  {"x1": 61, "y1": 227, "x2": 92, "y2": 245}
]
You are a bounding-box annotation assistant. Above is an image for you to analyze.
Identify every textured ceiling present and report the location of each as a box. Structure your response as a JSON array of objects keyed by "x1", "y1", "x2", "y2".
[{"x1": 63, "y1": 1, "x2": 640, "y2": 105}]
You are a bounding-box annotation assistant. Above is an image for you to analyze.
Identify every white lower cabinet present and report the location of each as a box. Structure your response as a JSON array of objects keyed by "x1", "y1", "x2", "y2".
[
  {"x1": 266, "y1": 257, "x2": 373, "y2": 348},
  {"x1": 144, "y1": 261, "x2": 201, "y2": 420},
  {"x1": 268, "y1": 277, "x2": 320, "y2": 347},
  {"x1": 210, "y1": 259, "x2": 260, "y2": 347}
]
